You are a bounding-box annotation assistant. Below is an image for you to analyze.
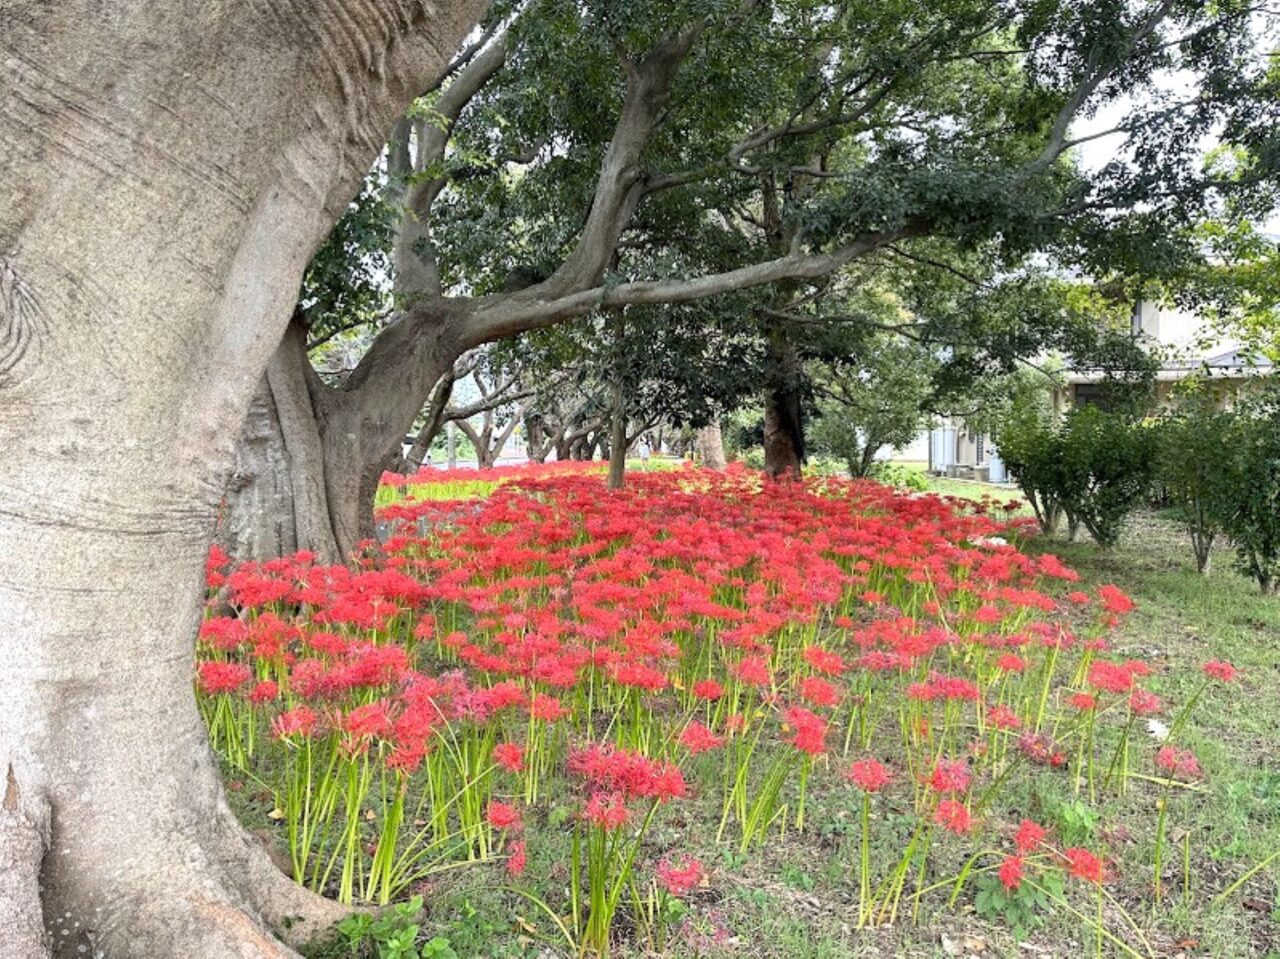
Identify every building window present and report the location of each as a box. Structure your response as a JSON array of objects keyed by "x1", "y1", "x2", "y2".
[{"x1": 1074, "y1": 384, "x2": 1107, "y2": 409}]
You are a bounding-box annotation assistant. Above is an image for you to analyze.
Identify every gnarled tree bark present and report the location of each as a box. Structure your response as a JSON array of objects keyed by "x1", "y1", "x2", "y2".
[{"x1": 0, "y1": 1, "x2": 487, "y2": 955}]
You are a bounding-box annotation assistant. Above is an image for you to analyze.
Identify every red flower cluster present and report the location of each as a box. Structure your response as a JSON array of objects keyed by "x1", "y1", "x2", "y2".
[
  {"x1": 656, "y1": 856, "x2": 706, "y2": 897},
  {"x1": 194, "y1": 465, "x2": 1181, "y2": 918},
  {"x1": 847, "y1": 758, "x2": 892, "y2": 793}
]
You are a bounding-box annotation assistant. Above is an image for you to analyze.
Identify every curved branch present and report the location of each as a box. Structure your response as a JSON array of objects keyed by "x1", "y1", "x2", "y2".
[
  {"x1": 457, "y1": 220, "x2": 928, "y2": 346},
  {"x1": 1023, "y1": 0, "x2": 1178, "y2": 176},
  {"x1": 395, "y1": 34, "x2": 510, "y2": 299},
  {"x1": 527, "y1": 23, "x2": 704, "y2": 300}
]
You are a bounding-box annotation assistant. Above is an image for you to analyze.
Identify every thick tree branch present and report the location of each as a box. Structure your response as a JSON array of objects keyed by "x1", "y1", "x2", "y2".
[
  {"x1": 458, "y1": 220, "x2": 928, "y2": 346},
  {"x1": 421, "y1": 19, "x2": 503, "y2": 97},
  {"x1": 1023, "y1": 0, "x2": 1178, "y2": 175},
  {"x1": 530, "y1": 24, "x2": 704, "y2": 300},
  {"x1": 395, "y1": 33, "x2": 510, "y2": 300}
]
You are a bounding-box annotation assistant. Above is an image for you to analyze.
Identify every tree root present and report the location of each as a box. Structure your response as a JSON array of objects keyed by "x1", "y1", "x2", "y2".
[
  {"x1": 0, "y1": 764, "x2": 51, "y2": 959},
  {"x1": 41, "y1": 794, "x2": 353, "y2": 958},
  {"x1": 211, "y1": 801, "x2": 354, "y2": 948}
]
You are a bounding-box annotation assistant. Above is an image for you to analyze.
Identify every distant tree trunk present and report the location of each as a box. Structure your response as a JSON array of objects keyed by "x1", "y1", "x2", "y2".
[
  {"x1": 762, "y1": 321, "x2": 806, "y2": 479},
  {"x1": 456, "y1": 420, "x2": 494, "y2": 468},
  {"x1": 858, "y1": 436, "x2": 879, "y2": 477},
  {"x1": 697, "y1": 421, "x2": 728, "y2": 469},
  {"x1": 1066, "y1": 510, "x2": 1082, "y2": 541},
  {"x1": 525, "y1": 414, "x2": 552, "y2": 463},
  {"x1": 457, "y1": 406, "x2": 523, "y2": 469},
  {"x1": 608, "y1": 363, "x2": 628, "y2": 489}
]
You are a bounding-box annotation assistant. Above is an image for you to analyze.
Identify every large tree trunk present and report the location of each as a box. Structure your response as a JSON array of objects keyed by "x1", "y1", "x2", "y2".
[
  {"x1": 762, "y1": 324, "x2": 806, "y2": 479},
  {"x1": 0, "y1": 2, "x2": 485, "y2": 956},
  {"x1": 220, "y1": 321, "x2": 343, "y2": 562},
  {"x1": 224, "y1": 318, "x2": 459, "y2": 560},
  {"x1": 696, "y1": 421, "x2": 728, "y2": 469}
]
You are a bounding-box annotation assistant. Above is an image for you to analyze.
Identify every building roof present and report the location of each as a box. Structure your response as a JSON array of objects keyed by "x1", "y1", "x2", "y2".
[{"x1": 1065, "y1": 349, "x2": 1273, "y2": 384}]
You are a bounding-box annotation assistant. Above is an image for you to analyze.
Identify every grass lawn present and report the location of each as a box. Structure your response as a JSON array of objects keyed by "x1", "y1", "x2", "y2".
[{"x1": 917, "y1": 466, "x2": 1280, "y2": 957}]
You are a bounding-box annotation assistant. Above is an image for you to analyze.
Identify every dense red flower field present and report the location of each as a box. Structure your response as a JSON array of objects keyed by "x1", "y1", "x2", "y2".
[{"x1": 198, "y1": 465, "x2": 1233, "y2": 956}]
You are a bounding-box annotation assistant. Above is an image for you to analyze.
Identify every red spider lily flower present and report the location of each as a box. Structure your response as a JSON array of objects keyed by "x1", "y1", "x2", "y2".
[
  {"x1": 344, "y1": 701, "x2": 392, "y2": 739},
  {"x1": 506, "y1": 839, "x2": 527, "y2": 878},
  {"x1": 272, "y1": 706, "x2": 319, "y2": 739},
  {"x1": 648, "y1": 764, "x2": 689, "y2": 802},
  {"x1": 568, "y1": 745, "x2": 686, "y2": 802},
  {"x1": 1069, "y1": 692, "x2": 1097, "y2": 711},
  {"x1": 782, "y1": 706, "x2": 828, "y2": 755},
  {"x1": 934, "y1": 799, "x2": 973, "y2": 835},
  {"x1": 802, "y1": 646, "x2": 846, "y2": 675},
  {"x1": 847, "y1": 758, "x2": 891, "y2": 793},
  {"x1": 1014, "y1": 819, "x2": 1049, "y2": 854},
  {"x1": 1037, "y1": 554, "x2": 1079, "y2": 582},
  {"x1": 1063, "y1": 847, "x2": 1106, "y2": 884},
  {"x1": 529, "y1": 693, "x2": 569, "y2": 723},
  {"x1": 1087, "y1": 660, "x2": 1138, "y2": 695},
  {"x1": 692, "y1": 678, "x2": 725, "y2": 700},
  {"x1": 611, "y1": 662, "x2": 669, "y2": 692},
  {"x1": 1017, "y1": 732, "x2": 1063, "y2": 767},
  {"x1": 988, "y1": 704, "x2": 1021, "y2": 730},
  {"x1": 205, "y1": 543, "x2": 232, "y2": 582},
  {"x1": 1128, "y1": 688, "x2": 1161, "y2": 716},
  {"x1": 679, "y1": 721, "x2": 724, "y2": 755},
  {"x1": 1155, "y1": 746, "x2": 1201, "y2": 780},
  {"x1": 199, "y1": 616, "x2": 249, "y2": 652},
  {"x1": 656, "y1": 856, "x2": 706, "y2": 897},
  {"x1": 197, "y1": 661, "x2": 251, "y2": 695},
  {"x1": 998, "y1": 854, "x2": 1025, "y2": 890},
  {"x1": 246, "y1": 680, "x2": 279, "y2": 704},
  {"x1": 478, "y1": 680, "x2": 528, "y2": 712},
  {"x1": 493, "y1": 742, "x2": 525, "y2": 773},
  {"x1": 733, "y1": 656, "x2": 772, "y2": 687},
  {"x1": 995, "y1": 653, "x2": 1026, "y2": 673},
  {"x1": 487, "y1": 800, "x2": 523, "y2": 831},
  {"x1": 1066, "y1": 590, "x2": 1091, "y2": 605},
  {"x1": 387, "y1": 742, "x2": 427, "y2": 773},
  {"x1": 1098, "y1": 585, "x2": 1135, "y2": 615},
  {"x1": 1202, "y1": 660, "x2": 1238, "y2": 683},
  {"x1": 799, "y1": 675, "x2": 841, "y2": 708},
  {"x1": 972, "y1": 604, "x2": 1004, "y2": 626},
  {"x1": 926, "y1": 758, "x2": 971, "y2": 794},
  {"x1": 582, "y1": 791, "x2": 630, "y2": 831}
]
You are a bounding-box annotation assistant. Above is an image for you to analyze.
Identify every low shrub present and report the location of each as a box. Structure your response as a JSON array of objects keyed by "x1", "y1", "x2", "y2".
[
  {"x1": 1157, "y1": 398, "x2": 1232, "y2": 573},
  {"x1": 867, "y1": 461, "x2": 930, "y2": 491},
  {"x1": 1056, "y1": 408, "x2": 1158, "y2": 548},
  {"x1": 999, "y1": 408, "x2": 1156, "y2": 547},
  {"x1": 1209, "y1": 390, "x2": 1280, "y2": 593}
]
